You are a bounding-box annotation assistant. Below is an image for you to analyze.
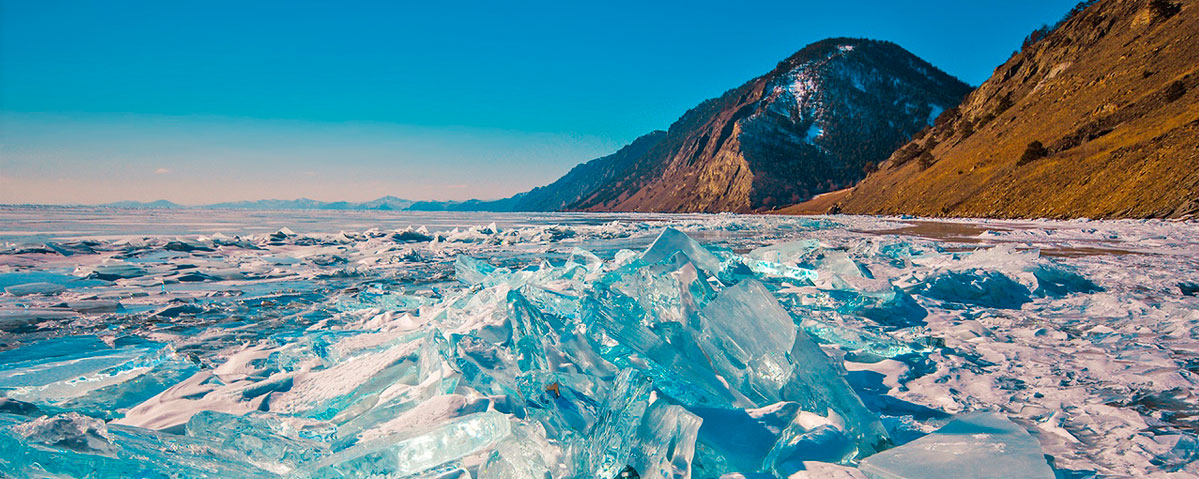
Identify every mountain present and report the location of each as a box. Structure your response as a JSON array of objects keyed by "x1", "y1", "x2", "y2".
[
  {"x1": 836, "y1": 0, "x2": 1199, "y2": 219},
  {"x1": 356, "y1": 196, "x2": 417, "y2": 210},
  {"x1": 576, "y1": 38, "x2": 971, "y2": 212},
  {"x1": 94, "y1": 196, "x2": 415, "y2": 210},
  {"x1": 205, "y1": 198, "x2": 329, "y2": 210},
  {"x1": 204, "y1": 196, "x2": 415, "y2": 210},
  {"x1": 405, "y1": 198, "x2": 510, "y2": 211},
  {"x1": 413, "y1": 38, "x2": 971, "y2": 213},
  {"x1": 101, "y1": 200, "x2": 184, "y2": 209},
  {"x1": 406, "y1": 131, "x2": 666, "y2": 211}
]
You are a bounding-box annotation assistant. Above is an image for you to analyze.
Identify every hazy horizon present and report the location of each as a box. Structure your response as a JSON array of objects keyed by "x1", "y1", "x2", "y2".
[{"x1": 2, "y1": 0, "x2": 1082, "y2": 205}]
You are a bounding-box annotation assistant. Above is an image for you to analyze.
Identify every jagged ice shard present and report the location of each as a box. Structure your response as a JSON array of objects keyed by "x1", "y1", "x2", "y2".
[{"x1": 0, "y1": 212, "x2": 1193, "y2": 478}]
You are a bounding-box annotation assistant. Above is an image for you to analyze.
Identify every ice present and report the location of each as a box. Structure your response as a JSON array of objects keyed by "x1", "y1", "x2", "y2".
[
  {"x1": 789, "y1": 462, "x2": 869, "y2": 478},
  {"x1": 1028, "y1": 263, "x2": 1101, "y2": 298},
  {"x1": 631, "y1": 401, "x2": 703, "y2": 479},
  {"x1": 746, "y1": 258, "x2": 819, "y2": 283},
  {"x1": 478, "y1": 423, "x2": 555, "y2": 479},
  {"x1": 303, "y1": 411, "x2": 511, "y2": 478},
  {"x1": 12, "y1": 412, "x2": 116, "y2": 455},
  {"x1": 185, "y1": 410, "x2": 331, "y2": 473},
  {"x1": 4, "y1": 282, "x2": 67, "y2": 296},
  {"x1": 909, "y1": 244, "x2": 1102, "y2": 308},
  {"x1": 915, "y1": 269, "x2": 1032, "y2": 309},
  {"x1": 0, "y1": 308, "x2": 79, "y2": 331},
  {"x1": 765, "y1": 418, "x2": 856, "y2": 473},
  {"x1": 0, "y1": 412, "x2": 278, "y2": 478},
  {"x1": 392, "y1": 226, "x2": 435, "y2": 243},
  {"x1": 816, "y1": 251, "x2": 871, "y2": 281},
  {"x1": 641, "y1": 227, "x2": 723, "y2": 276},
  {"x1": 1149, "y1": 434, "x2": 1199, "y2": 473},
  {"x1": 456, "y1": 255, "x2": 505, "y2": 285},
  {"x1": 0, "y1": 210, "x2": 1196, "y2": 478},
  {"x1": 858, "y1": 412, "x2": 1055, "y2": 479},
  {"x1": 87, "y1": 262, "x2": 147, "y2": 280},
  {"x1": 695, "y1": 280, "x2": 796, "y2": 404},
  {"x1": 689, "y1": 403, "x2": 803, "y2": 474},
  {"x1": 576, "y1": 369, "x2": 702, "y2": 479},
  {"x1": 750, "y1": 239, "x2": 821, "y2": 263},
  {"x1": 0, "y1": 336, "x2": 196, "y2": 419},
  {"x1": 698, "y1": 280, "x2": 888, "y2": 458},
  {"x1": 579, "y1": 368, "x2": 655, "y2": 478},
  {"x1": 165, "y1": 239, "x2": 215, "y2": 253}
]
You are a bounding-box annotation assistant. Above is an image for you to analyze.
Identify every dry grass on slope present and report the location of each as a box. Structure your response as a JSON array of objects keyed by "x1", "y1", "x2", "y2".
[{"x1": 836, "y1": 0, "x2": 1199, "y2": 219}]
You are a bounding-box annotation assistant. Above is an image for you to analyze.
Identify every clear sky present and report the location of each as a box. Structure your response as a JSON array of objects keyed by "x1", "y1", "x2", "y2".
[{"x1": 1, "y1": 0, "x2": 1082, "y2": 204}]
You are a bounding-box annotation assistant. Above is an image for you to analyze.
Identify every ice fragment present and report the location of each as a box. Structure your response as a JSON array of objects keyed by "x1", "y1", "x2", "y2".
[{"x1": 858, "y1": 412, "x2": 1054, "y2": 479}]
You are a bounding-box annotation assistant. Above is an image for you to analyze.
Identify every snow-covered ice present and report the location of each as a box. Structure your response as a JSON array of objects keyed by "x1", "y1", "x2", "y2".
[{"x1": 0, "y1": 207, "x2": 1196, "y2": 478}]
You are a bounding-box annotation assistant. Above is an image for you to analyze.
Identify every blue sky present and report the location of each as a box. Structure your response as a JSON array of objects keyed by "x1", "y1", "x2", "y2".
[{"x1": 1, "y1": 0, "x2": 1081, "y2": 204}]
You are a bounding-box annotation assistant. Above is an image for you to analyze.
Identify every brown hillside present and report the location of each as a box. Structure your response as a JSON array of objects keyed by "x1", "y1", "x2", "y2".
[
  {"x1": 773, "y1": 188, "x2": 852, "y2": 215},
  {"x1": 836, "y1": 0, "x2": 1199, "y2": 219}
]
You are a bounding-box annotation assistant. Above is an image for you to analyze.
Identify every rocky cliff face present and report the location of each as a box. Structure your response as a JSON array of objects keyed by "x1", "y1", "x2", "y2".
[
  {"x1": 411, "y1": 38, "x2": 970, "y2": 213},
  {"x1": 573, "y1": 38, "x2": 971, "y2": 212},
  {"x1": 837, "y1": 0, "x2": 1199, "y2": 219}
]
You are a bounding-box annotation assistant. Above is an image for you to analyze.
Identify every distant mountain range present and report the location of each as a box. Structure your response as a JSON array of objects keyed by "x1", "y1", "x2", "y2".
[
  {"x1": 836, "y1": 0, "x2": 1198, "y2": 218},
  {"x1": 101, "y1": 200, "x2": 186, "y2": 209},
  {"x1": 96, "y1": 196, "x2": 416, "y2": 211},
  {"x1": 411, "y1": 38, "x2": 971, "y2": 213}
]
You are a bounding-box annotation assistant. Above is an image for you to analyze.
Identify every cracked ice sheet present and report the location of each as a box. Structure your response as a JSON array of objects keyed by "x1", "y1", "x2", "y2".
[{"x1": 0, "y1": 208, "x2": 1195, "y2": 478}]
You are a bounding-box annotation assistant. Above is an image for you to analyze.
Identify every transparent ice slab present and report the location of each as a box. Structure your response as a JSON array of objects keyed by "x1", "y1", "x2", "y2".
[
  {"x1": 0, "y1": 336, "x2": 197, "y2": 419},
  {"x1": 858, "y1": 412, "x2": 1055, "y2": 479},
  {"x1": 641, "y1": 227, "x2": 723, "y2": 277},
  {"x1": 301, "y1": 410, "x2": 511, "y2": 478},
  {"x1": 698, "y1": 279, "x2": 889, "y2": 458},
  {"x1": 576, "y1": 369, "x2": 702, "y2": 479}
]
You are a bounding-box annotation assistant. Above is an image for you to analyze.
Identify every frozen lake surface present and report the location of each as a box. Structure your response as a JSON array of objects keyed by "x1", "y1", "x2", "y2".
[{"x1": 0, "y1": 207, "x2": 1196, "y2": 478}]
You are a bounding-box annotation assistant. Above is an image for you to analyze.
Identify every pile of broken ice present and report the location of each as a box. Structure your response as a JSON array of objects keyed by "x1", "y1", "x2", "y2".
[{"x1": 0, "y1": 227, "x2": 1082, "y2": 478}]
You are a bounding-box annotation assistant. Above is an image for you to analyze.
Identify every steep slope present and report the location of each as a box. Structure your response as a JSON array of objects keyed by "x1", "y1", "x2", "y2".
[
  {"x1": 508, "y1": 131, "x2": 667, "y2": 211},
  {"x1": 574, "y1": 38, "x2": 971, "y2": 212},
  {"x1": 837, "y1": 0, "x2": 1199, "y2": 219},
  {"x1": 407, "y1": 131, "x2": 666, "y2": 212}
]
